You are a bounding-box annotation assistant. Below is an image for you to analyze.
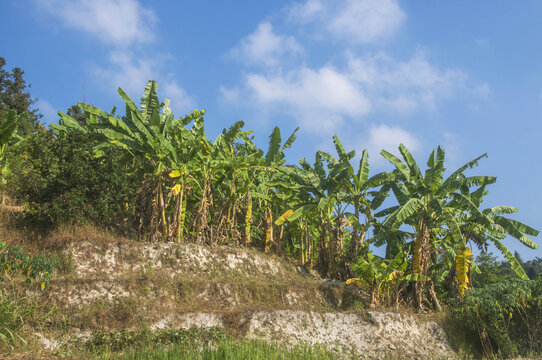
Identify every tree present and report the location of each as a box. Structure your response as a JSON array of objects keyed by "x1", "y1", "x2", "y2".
[
  {"x1": 0, "y1": 110, "x2": 23, "y2": 203},
  {"x1": 446, "y1": 176, "x2": 539, "y2": 288},
  {"x1": 0, "y1": 57, "x2": 41, "y2": 135},
  {"x1": 376, "y1": 145, "x2": 484, "y2": 309},
  {"x1": 377, "y1": 145, "x2": 539, "y2": 309},
  {"x1": 9, "y1": 128, "x2": 136, "y2": 230}
]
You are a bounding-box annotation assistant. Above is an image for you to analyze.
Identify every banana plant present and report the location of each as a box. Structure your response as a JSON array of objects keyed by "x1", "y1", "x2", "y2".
[
  {"x1": 347, "y1": 250, "x2": 413, "y2": 307},
  {"x1": 447, "y1": 179, "x2": 539, "y2": 295},
  {"x1": 275, "y1": 136, "x2": 358, "y2": 277},
  {"x1": 56, "y1": 81, "x2": 206, "y2": 241},
  {"x1": 258, "y1": 126, "x2": 299, "y2": 252},
  {"x1": 376, "y1": 145, "x2": 495, "y2": 310},
  {"x1": 377, "y1": 144, "x2": 539, "y2": 307}
]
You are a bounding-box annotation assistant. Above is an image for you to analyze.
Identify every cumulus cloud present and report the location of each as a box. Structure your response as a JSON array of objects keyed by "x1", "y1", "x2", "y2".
[
  {"x1": 228, "y1": 22, "x2": 303, "y2": 67},
  {"x1": 287, "y1": 0, "x2": 325, "y2": 22},
  {"x1": 348, "y1": 51, "x2": 471, "y2": 113},
  {"x1": 288, "y1": 0, "x2": 405, "y2": 43},
  {"x1": 93, "y1": 51, "x2": 157, "y2": 94},
  {"x1": 36, "y1": 99, "x2": 59, "y2": 124},
  {"x1": 37, "y1": 0, "x2": 195, "y2": 114},
  {"x1": 91, "y1": 51, "x2": 194, "y2": 114},
  {"x1": 223, "y1": 65, "x2": 370, "y2": 133},
  {"x1": 162, "y1": 81, "x2": 196, "y2": 115},
  {"x1": 37, "y1": 0, "x2": 156, "y2": 46},
  {"x1": 361, "y1": 124, "x2": 421, "y2": 165},
  {"x1": 221, "y1": 51, "x2": 482, "y2": 134}
]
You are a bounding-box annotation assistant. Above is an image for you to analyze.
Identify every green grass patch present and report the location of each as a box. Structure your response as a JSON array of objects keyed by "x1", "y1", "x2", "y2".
[{"x1": 99, "y1": 338, "x2": 341, "y2": 360}]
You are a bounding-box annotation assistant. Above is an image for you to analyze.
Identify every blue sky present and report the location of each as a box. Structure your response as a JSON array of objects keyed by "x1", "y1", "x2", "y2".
[{"x1": 2, "y1": 0, "x2": 541, "y2": 259}]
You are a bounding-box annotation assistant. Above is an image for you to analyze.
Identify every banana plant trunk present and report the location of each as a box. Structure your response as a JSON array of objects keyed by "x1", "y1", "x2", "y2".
[
  {"x1": 316, "y1": 221, "x2": 333, "y2": 278},
  {"x1": 158, "y1": 182, "x2": 168, "y2": 241},
  {"x1": 196, "y1": 179, "x2": 210, "y2": 244},
  {"x1": 245, "y1": 190, "x2": 252, "y2": 245},
  {"x1": 413, "y1": 219, "x2": 431, "y2": 311},
  {"x1": 175, "y1": 185, "x2": 185, "y2": 243},
  {"x1": 265, "y1": 208, "x2": 273, "y2": 253}
]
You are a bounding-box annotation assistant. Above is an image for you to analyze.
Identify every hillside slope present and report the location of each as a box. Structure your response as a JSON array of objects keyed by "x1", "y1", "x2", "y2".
[{"x1": 25, "y1": 238, "x2": 454, "y2": 359}]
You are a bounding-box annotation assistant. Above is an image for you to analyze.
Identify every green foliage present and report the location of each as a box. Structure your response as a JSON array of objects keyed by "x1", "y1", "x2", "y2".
[
  {"x1": 524, "y1": 257, "x2": 542, "y2": 279},
  {"x1": 0, "y1": 291, "x2": 26, "y2": 350},
  {"x1": 473, "y1": 252, "x2": 542, "y2": 288},
  {"x1": 450, "y1": 279, "x2": 542, "y2": 357},
  {"x1": 350, "y1": 250, "x2": 410, "y2": 306},
  {"x1": 0, "y1": 241, "x2": 55, "y2": 288},
  {"x1": 0, "y1": 57, "x2": 41, "y2": 136},
  {"x1": 375, "y1": 144, "x2": 539, "y2": 309},
  {"x1": 0, "y1": 290, "x2": 42, "y2": 351},
  {"x1": 0, "y1": 110, "x2": 26, "y2": 196},
  {"x1": 81, "y1": 327, "x2": 228, "y2": 353},
  {"x1": 99, "y1": 338, "x2": 341, "y2": 360},
  {"x1": 472, "y1": 252, "x2": 516, "y2": 288},
  {"x1": 8, "y1": 128, "x2": 136, "y2": 230}
]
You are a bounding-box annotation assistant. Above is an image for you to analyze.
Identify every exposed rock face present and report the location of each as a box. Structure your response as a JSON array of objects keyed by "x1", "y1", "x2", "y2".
[
  {"x1": 245, "y1": 310, "x2": 453, "y2": 359},
  {"x1": 32, "y1": 240, "x2": 455, "y2": 359}
]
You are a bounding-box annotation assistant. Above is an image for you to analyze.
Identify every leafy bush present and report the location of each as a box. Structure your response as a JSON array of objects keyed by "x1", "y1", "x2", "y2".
[
  {"x1": 0, "y1": 241, "x2": 55, "y2": 288},
  {"x1": 450, "y1": 279, "x2": 542, "y2": 357},
  {"x1": 8, "y1": 128, "x2": 136, "y2": 230}
]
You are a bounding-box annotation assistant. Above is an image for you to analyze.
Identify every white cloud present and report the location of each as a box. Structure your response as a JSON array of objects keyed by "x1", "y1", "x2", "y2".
[
  {"x1": 37, "y1": 0, "x2": 156, "y2": 46},
  {"x1": 288, "y1": 0, "x2": 405, "y2": 43},
  {"x1": 288, "y1": 0, "x2": 324, "y2": 22},
  {"x1": 222, "y1": 51, "x2": 482, "y2": 134},
  {"x1": 93, "y1": 51, "x2": 156, "y2": 94},
  {"x1": 36, "y1": 99, "x2": 59, "y2": 124},
  {"x1": 162, "y1": 81, "x2": 196, "y2": 115},
  {"x1": 225, "y1": 66, "x2": 370, "y2": 133},
  {"x1": 37, "y1": 0, "x2": 196, "y2": 117},
  {"x1": 471, "y1": 83, "x2": 491, "y2": 99},
  {"x1": 364, "y1": 124, "x2": 421, "y2": 164},
  {"x1": 348, "y1": 51, "x2": 469, "y2": 113},
  {"x1": 92, "y1": 51, "x2": 194, "y2": 114},
  {"x1": 441, "y1": 132, "x2": 460, "y2": 165},
  {"x1": 228, "y1": 22, "x2": 303, "y2": 67}
]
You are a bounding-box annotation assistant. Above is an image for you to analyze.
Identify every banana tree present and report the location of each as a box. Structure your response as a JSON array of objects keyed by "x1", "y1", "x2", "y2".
[
  {"x1": 257, "y1": 126, "x2": 299, "y2": 252},
  {"x1": 376, "y1": 145, "x2": 494, "y2": 310},
  {"x1": 377, "y1": 144, "x2": 539, "y2": 308},
  {"x1": 348, "y1": 250, "x2": 410, "y2": 308},
  {"x1": 275, "y1": 136, "x2": 361, "y2": 278},
  {"x1": 56, "y1": 81, "x2": 205, "y2": 241},
  {"x1": 447, "y1": 180, "x2": 539, "y2": 296},
  {"x1": 209, "y1": 121, "x2": 264, "y2": 245}
]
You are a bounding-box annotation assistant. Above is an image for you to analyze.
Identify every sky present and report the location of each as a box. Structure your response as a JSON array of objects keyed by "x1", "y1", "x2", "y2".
[{"x1": 1, "y1": 0, "x2": 541, "y2": 259}]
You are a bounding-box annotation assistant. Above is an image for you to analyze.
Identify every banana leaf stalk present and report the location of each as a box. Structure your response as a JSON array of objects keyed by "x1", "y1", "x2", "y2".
[
  {"x1": 245, "y1": 190, "x2": 252, "y2": 245},
  {"x1": 265, "y1": 209, "x2": 273, "y2": 253},
  {"x1": 157, "y1": 182, "x2": 168, "y2": 241}
]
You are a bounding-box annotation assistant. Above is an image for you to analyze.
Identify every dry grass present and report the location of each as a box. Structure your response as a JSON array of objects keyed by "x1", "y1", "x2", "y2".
[
  {"x1": 40, "y1": 224, "x2": 134, "y2": 250},
  {"x1": 0, "y1": 217, "x2": 371, "y2": 359}
]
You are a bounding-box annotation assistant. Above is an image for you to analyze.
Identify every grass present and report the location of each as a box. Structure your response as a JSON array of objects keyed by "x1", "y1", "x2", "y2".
[
  {"x1": 98, "y1": 339, "x2": 343, "y2": 360},
  {"x1": 68, "y1": 327, "x2": 346, "y2": 359},
  {"x1": 0, "y1": 289, "x2": 43, "y2": 353}
]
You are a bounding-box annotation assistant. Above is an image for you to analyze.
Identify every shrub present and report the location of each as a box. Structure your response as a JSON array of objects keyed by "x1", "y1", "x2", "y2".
[
  {"x1": 8, "y1": 128, "x2": 136, "y2": 231},
  {"x1": 450, "y1": 278, "x2": 542, "y2": 357},
  {"x1": 0, "y1": 241, "x2": 55, "y2": 288}
]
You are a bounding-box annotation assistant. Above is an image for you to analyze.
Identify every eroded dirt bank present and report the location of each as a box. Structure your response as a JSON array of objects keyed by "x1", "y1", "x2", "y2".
[{"x1": 27, "y1": 239, "x2": 454, "y2": 359}]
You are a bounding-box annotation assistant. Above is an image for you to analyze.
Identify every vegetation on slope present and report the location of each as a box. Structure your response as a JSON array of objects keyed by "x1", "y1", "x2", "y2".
[{"x1": 0, "y1": 58, "x2": 541, "y2": 358}]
